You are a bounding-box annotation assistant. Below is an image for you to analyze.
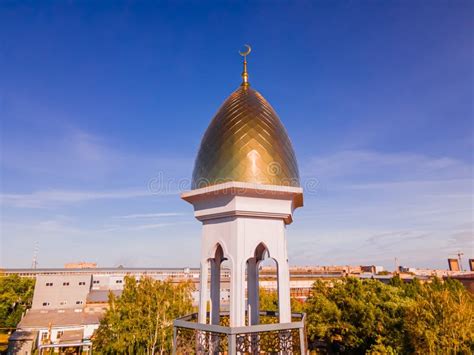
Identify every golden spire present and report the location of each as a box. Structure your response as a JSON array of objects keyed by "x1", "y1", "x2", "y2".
[{"x1": 239, "y1": 44, "x2": 251, "y2": 86}]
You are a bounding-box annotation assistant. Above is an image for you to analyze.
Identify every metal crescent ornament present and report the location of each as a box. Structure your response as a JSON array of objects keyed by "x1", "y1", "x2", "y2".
[{"x1": 239, "y1": 44, "x2": 251, "y2": 57}]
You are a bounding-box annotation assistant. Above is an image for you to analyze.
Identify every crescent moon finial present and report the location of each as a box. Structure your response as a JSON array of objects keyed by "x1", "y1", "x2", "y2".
[
  {"x1": 239, "y1": 44, "x2": 251, "y2": 86},
  {"x1": 239, "y1": 44, "x2": 252, "y2": 57}
]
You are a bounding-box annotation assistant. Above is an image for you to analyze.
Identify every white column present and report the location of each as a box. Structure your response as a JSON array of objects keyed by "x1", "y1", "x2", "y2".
[
  {"x1": 277, "y1": 258, "x2": 291, "y2": 323},
  {"x1": 247, "y1": 257, "x2": 259, "y2": 325},
  {"x1": 198, "y1": 259, "x2": 209, "y2": 324},
  {"x1": 210, "y1": 259, "x2": 221, "y2": 325},
  {"x1": 229, "y1": 260, "x2": 246, "y2": 326}
]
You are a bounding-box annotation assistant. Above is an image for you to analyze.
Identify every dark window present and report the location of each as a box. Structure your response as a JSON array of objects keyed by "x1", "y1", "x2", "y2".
[
  {"x1": 79, "y1": 282, "x2": 86, "y2": 286},
  {"x1": 63, "y1": 282, "x2": 70, "y2": 286},
  {"x1": 42, "y1": 302, "x2": 50, "y2": 306},
  {"x1": 93, "y1": 280, "x2": 100, "y2": 284},
  {"x1": 76, "y1": 300, "x2": 83, "y2": 305},
  {"x1": 45, "y1": 282, "x2": 53, "y2": 286},
  {"x1": 115, "y1": 280, "x2": 123, "y2": 284}
]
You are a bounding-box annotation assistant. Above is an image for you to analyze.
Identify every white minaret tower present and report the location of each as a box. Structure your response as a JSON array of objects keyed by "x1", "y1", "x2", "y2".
[
  {"x1": 182, "y1": 45, "x2": 303, "y2": 328},
  {"x1": 183, "y1": 182, "x2": 303, "y2": 327}
]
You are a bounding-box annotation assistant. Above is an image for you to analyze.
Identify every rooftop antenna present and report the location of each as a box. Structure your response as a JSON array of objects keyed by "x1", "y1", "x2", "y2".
[
  {"x1": 457, "y1": 251, "x2": 464, "y2": 271},
  {"x1": 31, "y1": 241, "x2": 39, "y2": 269}
]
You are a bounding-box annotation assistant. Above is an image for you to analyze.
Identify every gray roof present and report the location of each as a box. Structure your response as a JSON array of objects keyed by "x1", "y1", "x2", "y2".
[
  {"x1": 3, "y1": 267, "x2": 199, "y2": 274},
  {"x1": 87, "y1": 289, "x2": 122, "y2": 303},
  {"x1": 9, "y1": 330, "x2": 38, "y2": 341},
  {"x1": 18, "y1": 309, "x2": 100, "y2": 329},
  {"x1": 59, "y1": 329, "x2": 84, "y2": 343}
]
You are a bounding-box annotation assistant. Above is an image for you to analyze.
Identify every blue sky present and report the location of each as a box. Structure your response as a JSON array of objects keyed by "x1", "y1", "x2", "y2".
[{"x1": 1, "y1": 1, "x2": 472, "y2": 269}]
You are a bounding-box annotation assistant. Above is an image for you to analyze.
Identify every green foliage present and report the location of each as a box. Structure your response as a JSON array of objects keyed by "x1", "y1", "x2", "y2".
[
  {"x1": 305, "y1": 278, "x2": 408, "y2": 353},
  {"x1": 366, "y1": 338, "x2": 397, "y2": 355},
  {"x1": 404, "y1": 278, "x2": 474, "y2": 353},
  {"x1": 259, "y1": 288, "x2": 305, "y2": 313},
  {"x1": 93, "y1": 276, "x2": 193, "y2": 355},
  {"x1": 305, "y1": 277, "x2": 474, "y2": 354},
  {"x1": 0, "y1": 275, "x2": 35, "y2": 328},
  {"x1": 259, "y1": 288, "x2": 278, "y2": 312}
]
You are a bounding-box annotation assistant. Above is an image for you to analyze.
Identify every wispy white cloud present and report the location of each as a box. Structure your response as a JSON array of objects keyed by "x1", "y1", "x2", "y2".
[
  {"x1": 35, "y1": 219, "x2": 77, "y2": 233},
  {"x1": 2, "y1": 129, "x2": 114, "y2": 179},
  {"x1": 448, "y1": 230, "x2": 474, "y2": 246},
  {"x1": 1, "y1": 188, "x2": 154, "y2": 208},
  {"x1": 288, "y1": 225, "x2": 473, "y2": 269},
  {"x1": 114, "y1": 212, "x2": 184, "y2": 219},
  {"x1": 291, "y1": 149, "x2": 473, "y2": 269},
  {"x1": 72, "y1": 131, "x2": 107, "y2": 163},
  {"x1": 303, "y1": 149, "x2": 472, "y2": 182},
  {"x1": 342, "y1": 178, "x2": 473, "y2": 193},
  {"x1": 2, "y1": 139, "x2": 472, "y2": 268},
  {"x1": 2, "y1": 126, "x2": 193, "y2": 186},
  {"x1": 129, "y1": 223, "x2": 174, "y2": 230}
]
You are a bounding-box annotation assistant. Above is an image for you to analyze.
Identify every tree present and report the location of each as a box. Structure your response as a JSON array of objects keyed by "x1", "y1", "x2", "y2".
[
  {"x1": 403, "y1": 278, "x2": 474, "y2": 353},
  {"x1": 259, "y1": 288, "x2": 305, "y2": 314},
  {"x1": 304, "y1": 277, "x2": 474, "y2": 354},
  {"x1": 0, "y1": 275, "x2": 35, "y2": 328},
  {"x1": 305, "y1": 278, "x2": 409, "y2": 353},
  {"x1": 93, "y1": 276, "x2": 194, "y2": 354},
  {"x1": 259, "y1": 288, "x2": 278, "y2": 312}
]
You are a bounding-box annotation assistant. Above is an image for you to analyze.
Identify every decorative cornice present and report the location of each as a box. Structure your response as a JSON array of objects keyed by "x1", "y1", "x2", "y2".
[{"x1": 196, "y1": 209, "x2": 293, "y2": 224}]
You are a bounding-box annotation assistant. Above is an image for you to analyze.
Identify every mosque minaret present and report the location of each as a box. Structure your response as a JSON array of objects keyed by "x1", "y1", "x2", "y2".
[{"x1": 175, "y1": 45, "x2": 305, "y2": 354}]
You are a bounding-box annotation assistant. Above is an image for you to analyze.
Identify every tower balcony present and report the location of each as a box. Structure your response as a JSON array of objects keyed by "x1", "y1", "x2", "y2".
[{"x1": 173, "y1": 311, "x2": 306, "y2": 354}]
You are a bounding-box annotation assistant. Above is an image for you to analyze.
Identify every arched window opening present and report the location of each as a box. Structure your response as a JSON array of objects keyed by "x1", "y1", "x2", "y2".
[
  {"x1": 209, "y1": 244, "x2": 228, "y2": 325},
  {"x1": 246, "y1": 243, "x2": 278, "y2": 325},
  {"x1": 219, "y1": 258, "x2": 231, "y2": 323}
]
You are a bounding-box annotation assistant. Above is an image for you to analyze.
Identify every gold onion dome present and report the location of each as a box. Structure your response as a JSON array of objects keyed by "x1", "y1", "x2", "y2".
[{"x1": 191, "y1": 46, "x2": 300, "y2": 189}]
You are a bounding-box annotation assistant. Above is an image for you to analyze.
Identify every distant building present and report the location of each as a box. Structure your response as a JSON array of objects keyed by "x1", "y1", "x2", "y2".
[
  {"x1": 3, "y1": 266, "x2": 357, "y2": 307},
  {"x1": 6, "y1": 330, "x2": 37, "y2": 355},
  {"x1": 85, "y1": 289, "x2": 122, "y2": 312},
  {"x1": 64, "y1": 262, "x2": 97, "y2": 269},
  {"x1": 32, "y1": 275, "x2": 92, "y2": 310},
  {"x1": 361, "y1": 265, "x2": 384, "y2": 274},
  {"x1": 5, "y1": 263, "x2": 474, "y2": 352},
  {"x1": 399, "y1": 266, "x2": 460, "y2": 278},
  {"x1": 16, "y1": 309, "x2": 98, "y2": 354},
  {"x1": 10, "y1": 274, "x2": 100, "y2": 354},
  {"x1": 399, "y1": 266, "x2": 417, "y2": 273},
  {"x1": 447, "y1": 273, "x2": 474, "y2": 293},
  {"x1": 5, "y1": 265, "x2": 474, "y2": 306},
  {"x1": 448, "y1": 258, "x2": 461, "y2": 271}
]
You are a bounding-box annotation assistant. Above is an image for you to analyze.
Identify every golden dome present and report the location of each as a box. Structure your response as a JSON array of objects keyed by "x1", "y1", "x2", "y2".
[{"x1": 192, "y1": 84, "x2": 300, "y2": 189}]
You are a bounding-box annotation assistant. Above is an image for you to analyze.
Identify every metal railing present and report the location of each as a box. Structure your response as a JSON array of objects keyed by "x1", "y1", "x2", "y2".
[{"x1": 173, "y1": 311, "x2": 306, "y2": 354}]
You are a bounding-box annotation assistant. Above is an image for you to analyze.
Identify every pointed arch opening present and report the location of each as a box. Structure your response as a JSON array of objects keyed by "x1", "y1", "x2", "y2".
[
  {"x1": 209, "y1": 243, "x2": 229, "y2": 325},
  {"x1": 246, "y1": 242, "x2": 279, "y2": 325}
]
